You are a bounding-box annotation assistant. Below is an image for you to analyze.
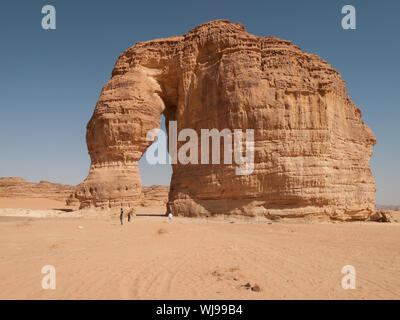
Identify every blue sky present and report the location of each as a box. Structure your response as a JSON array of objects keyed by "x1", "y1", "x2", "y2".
[{"x1": 0, "y1": 0, "x2": 399, "y2": 205}]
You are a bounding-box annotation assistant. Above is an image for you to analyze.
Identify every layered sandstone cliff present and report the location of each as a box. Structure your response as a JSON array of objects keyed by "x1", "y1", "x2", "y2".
[
  {"x1": 74, "y1": 20, "x2": 376, "y2": 221},
  {"x1": 141, "y1": 185, "x2": 169, "y2": 207},
  {"x1": 0, "y1": 177, "x2": 169, "y2": 208},
  {"x1": 0, "y1": 177, "x2": 74, "y2": 201}
]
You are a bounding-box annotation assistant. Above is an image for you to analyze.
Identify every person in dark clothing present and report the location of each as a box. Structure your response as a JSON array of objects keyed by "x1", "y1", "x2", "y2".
[
  {"x1": 128, "y1": 208, "x2": 136, "y2": 222},
  {"x1": 120, "y1": 208, "x2": 124, "y2": 225}
]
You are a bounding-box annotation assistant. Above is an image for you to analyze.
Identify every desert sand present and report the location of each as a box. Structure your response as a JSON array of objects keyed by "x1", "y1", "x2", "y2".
[
  {"x1": 0, "y1": 197, "x2": 70, "y2": 210},
  {"x1": 0, "y1": 200, "x2": 399, "y2": 300}
]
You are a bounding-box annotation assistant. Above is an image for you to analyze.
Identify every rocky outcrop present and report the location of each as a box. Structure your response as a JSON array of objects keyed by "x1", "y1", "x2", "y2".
[
  {"x1": 369, "y1": 211, "x2": 392, "y2": 223},
  {"x1": 0, "y1": 177, "x2": 169, "y2": 209},
  {"x1": 141, "y1": 186, "x2": 169, "y2": 207},
  {"x1": 0, "y1": 177, "x2": 74, "y2": 201},
  {"x1": 74, "y1": 20, "x2": 376, "y2": 221}
]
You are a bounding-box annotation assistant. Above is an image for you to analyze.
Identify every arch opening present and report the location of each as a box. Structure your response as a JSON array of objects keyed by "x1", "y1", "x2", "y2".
[{"x1": 138, "y1": 114, "x2": 172, "y2": 215}]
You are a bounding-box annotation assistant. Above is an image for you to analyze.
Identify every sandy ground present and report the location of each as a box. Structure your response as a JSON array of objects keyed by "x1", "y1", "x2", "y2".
[
  {"x1": 0, "y1": 197, "x2": 69, "y2": 210},
  {"x1": 0, "y1": 200, "x2": 399, "y2": 300}
]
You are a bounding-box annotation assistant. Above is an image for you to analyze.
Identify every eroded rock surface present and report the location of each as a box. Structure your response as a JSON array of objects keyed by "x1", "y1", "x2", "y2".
[
  {"x1": 141, "y1": 186, "x2": 169, "y2": 207},
  {"x1": 0, "y1": 177, "x2": 74, "y2": 201},
  {"x1": 74, "y1": 20, "x2": 376, "y2": 220},
  {"x1": 0, "y1": 177, "x2": 169, "y2": 209}
]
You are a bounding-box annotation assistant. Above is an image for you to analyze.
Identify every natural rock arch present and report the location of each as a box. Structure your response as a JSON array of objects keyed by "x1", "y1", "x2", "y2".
[{"x1": 74, "y1": 20, "x2": 376, "y2": 221}]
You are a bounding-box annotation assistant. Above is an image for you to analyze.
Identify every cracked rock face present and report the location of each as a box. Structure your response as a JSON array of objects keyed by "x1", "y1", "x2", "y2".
[{"x1": 74, "y1": 20, "x2": 376, "y2": 221}]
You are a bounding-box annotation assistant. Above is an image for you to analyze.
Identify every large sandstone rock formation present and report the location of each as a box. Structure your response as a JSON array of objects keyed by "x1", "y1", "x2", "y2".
[{"x1": 74, "y1": 20, "x2": 376, "y2": 221}]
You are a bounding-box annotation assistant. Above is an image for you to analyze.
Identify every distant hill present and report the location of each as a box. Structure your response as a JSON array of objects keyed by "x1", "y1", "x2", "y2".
[
  {"x1": 0, "y1": 177, "x2": 169, "y2": 207},
  {"x1": 375, "y1": 204, "x2": 400, "y2": 211},
  {"x1": 0, "y1": 177, "x2": 74, "y2": 201}
]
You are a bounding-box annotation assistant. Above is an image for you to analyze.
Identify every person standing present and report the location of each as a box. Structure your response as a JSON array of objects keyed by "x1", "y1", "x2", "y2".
[
  {"x1": 120, "y1": 207, "x2": 124, "y2": 225},
  {"x1": 128, "y1": 208, "x2": 136, "y2": 222}
]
